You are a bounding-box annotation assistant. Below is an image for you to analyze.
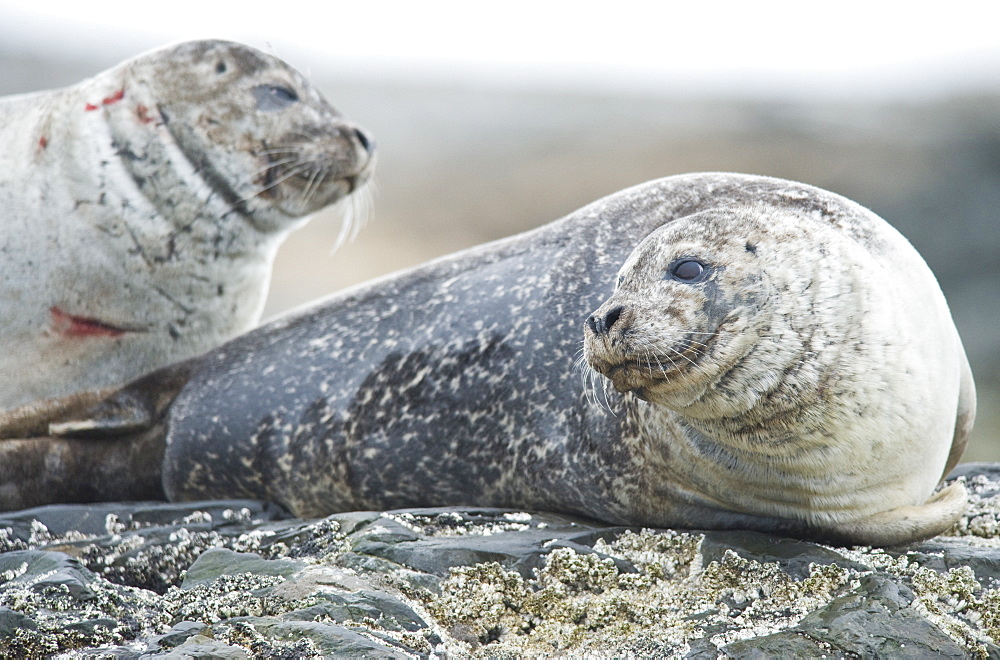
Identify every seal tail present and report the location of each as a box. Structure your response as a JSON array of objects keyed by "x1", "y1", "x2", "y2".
[{"x1": 0, "y1": 361, "x2": 193, "y2": 510}]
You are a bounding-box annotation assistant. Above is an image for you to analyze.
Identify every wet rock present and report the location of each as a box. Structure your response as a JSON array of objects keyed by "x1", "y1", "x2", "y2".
[
  {"x1": 0, "y1": 606, "x2": 36, "y2": 635},
  {"x1": 0, "y1": 464, "x2": 996, "y2": 657},
  {"x1": 721, "y1": 574, "x2": 972, "y2": 658},
  {"x1": 180, "y1": 548, "x2": 305, "y2": 588},
  {"x1": 699, "y1": 530, "x2": 872, "y2": 580},
  {"x1": 154, "y1": 620, "x2": 208, "y2": 648}
]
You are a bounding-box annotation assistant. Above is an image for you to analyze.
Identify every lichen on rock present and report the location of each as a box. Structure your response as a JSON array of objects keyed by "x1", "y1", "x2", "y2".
[
  {"x1": 0, "y1": 466, "x2": 997, "y2": 657},
  {"x1": 423, "y1": 529, "x2": 856, "y2": 657}
]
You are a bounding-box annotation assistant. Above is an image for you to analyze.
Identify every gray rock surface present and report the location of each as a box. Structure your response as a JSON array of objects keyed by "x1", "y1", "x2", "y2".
[{"x1": 0, "y1": 464, "x2": 997, "y2": 658}]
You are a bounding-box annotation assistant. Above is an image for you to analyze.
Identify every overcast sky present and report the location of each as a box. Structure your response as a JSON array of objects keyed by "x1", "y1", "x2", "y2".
[{"x1": 1, "y1": 1, "x2": 997, "y2": 98}]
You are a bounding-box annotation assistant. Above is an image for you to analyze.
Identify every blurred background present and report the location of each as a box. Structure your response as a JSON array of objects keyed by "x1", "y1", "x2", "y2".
[{"x1": 1, "y1": 1, "x2": 997, "y2": 460}]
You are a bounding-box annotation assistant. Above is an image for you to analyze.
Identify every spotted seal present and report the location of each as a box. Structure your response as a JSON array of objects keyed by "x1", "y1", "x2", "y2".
[
  {"x1": 0, "y1": 173, "x2": 974, "y2": 547},
  {"x1": 0, "y1": 40, "x2": 375, "y2": 412}
]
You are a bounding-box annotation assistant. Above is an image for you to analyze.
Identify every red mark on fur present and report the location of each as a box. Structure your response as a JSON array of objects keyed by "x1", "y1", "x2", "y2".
[
  {"x1": 103, "y1": 88, "x2": 125, "y2": 105},
  {"x1": 136, "y1": 104, "x2": 155, "y2": 124},
  {"x1": 84, "y1": 88, "x2": 125, "y2": 112},
  {"x1": 50, "y1": 306, "x2": 128, "y2": 338},
  {"x1": 38, "y1": 136, "x2": 48, "y2": 149}
]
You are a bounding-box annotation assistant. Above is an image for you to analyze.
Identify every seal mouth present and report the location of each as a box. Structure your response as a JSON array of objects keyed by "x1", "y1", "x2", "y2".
[
  {"x1": 256, "y1": 147, "x2": 372, "y2": 209},
  {"x1": 588, "y1": 331, "x2": 719, "y2": 395}
]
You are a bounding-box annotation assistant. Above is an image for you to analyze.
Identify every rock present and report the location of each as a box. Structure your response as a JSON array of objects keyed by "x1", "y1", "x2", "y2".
[
  {"x1": 721, "y1": 575, "x2": 973, "y2": 658},
  {"x1": 0, "y1": 464, "x2": 997, "y2": 657},
  {"x1": 0, "y1": 606, "x2": 36, "y2": 636},
  {"x1": 154, "y1": 620, "x2": 208, "y2": 648},
  {"x1": 180, "y1": 548, "x2": 305, "y2": 588}
]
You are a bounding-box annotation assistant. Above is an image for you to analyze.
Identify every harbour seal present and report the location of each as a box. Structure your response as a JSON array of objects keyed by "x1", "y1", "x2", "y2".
[
  {"x1": 0, "y1": 173, "x2": 974, "y2": 547},
  {"x1": 583, "y1": 203, "x2": 975, "y2": 546},
  {"x1": 0, "y1": 40, "x2": 375, "y2": 412}
]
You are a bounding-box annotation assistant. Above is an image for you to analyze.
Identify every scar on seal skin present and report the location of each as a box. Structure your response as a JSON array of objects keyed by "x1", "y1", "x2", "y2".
[{"x1": 0, "y1": 173, "x2": 974, "y2": 548}]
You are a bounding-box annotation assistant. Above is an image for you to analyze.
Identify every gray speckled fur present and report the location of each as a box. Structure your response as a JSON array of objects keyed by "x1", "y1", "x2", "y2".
[{"x1": 155, "y1": 172, "x2": 971, "y2": 545}]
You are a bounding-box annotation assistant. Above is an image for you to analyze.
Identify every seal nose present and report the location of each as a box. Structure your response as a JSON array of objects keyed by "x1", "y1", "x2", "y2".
[
  {"x1": 353, "y1": 127, "x2": 375, "y2": 155},
  {"x1": 587, "y1": 305, "x2": 625, "y2": 336}
]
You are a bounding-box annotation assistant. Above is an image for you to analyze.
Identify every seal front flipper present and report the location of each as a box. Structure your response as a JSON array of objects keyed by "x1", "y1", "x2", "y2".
[{"x1": 0, "y1": 361, "x2": 192, "y2": 510}]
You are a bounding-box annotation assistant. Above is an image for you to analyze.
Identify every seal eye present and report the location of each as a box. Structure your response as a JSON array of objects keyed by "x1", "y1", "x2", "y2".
[
  {"x1": 253, "y1": 84, "x2": 299, "y2": 111},
  {"x1": 669, "y1": 259, "x2": 707, "y2": 283}
]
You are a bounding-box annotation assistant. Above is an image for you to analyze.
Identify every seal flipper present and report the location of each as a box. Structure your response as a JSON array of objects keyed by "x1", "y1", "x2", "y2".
[
  {"x1": 817, "y1": 482, "x2": 968, "y2": 547},
  {"x1": 942, "y1": 348, "x2": 976, "y2": 479},
  {"x1": 0, "y1": 361, "x2": 193, "y2": 510},
  {"x1": 0, "y1": 387, "x2": 116, "y2": 440},
  {"x1": 48, "y1": 360, "x2": 194, "y2": 438}
]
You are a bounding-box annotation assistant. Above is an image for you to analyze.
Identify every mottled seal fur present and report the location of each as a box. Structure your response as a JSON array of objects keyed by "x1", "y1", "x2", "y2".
[
  {"x1": 0, "y1": 173, "x2": 975, "y2": 547},
  {"x1": 0, "y1": 40, "x2": 375, "y2": 412}
]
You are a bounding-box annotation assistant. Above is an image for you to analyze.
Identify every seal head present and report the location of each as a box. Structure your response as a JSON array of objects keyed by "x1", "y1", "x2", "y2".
[
  {"x1": 144, "y1": 40, "x2": 374, "y2": 231},
  {"x1": 585, "y1": 207, "x2": 767, "y2": 410}
]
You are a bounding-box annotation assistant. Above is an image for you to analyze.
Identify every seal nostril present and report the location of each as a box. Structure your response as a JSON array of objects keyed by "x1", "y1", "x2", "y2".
[
  {"x1": 604, "y1": 305, "x2": 624, "y2": 331},
  {"x1": 587, "y1": 315, "x2": 601, "y2": 335},
  {"x1": 353, "y1": 127, "x2": 374, "y2": 154},
  {"x1": 588, "y1": 305, "x2": 625, "y2": 336}
]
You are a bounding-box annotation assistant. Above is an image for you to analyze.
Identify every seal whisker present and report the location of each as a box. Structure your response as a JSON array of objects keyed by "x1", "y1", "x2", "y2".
[
  {"x1": 599, "y1": 375, "x2": 617, "y2": 415},
  {"x1": 240, "y1": 156, "x2": 302, "y2": 194},
  {"x1": 271, "y1": 159, "x2": 315, "y2": 180},
  {"x1": 578, "y1": 358, "x2": 598, "y2": 409},
  {"x1": 580, "y1": 369, "x2": 596, "y2": 407},
  {"x1": 358, "y1": 180, "x2": 377, "y2": 236},
  {"x1": 644, "y1": 332, "x2": 715, "y2": 378},
  {"x1": 246, "y1": 156, "x2": 300, "y2": 180},
  {"x1": 256, "y1": 150, "x2": 304, "y2": 161},
  {"x1": 643, "y1": 352, "x2": 655, "y2": 378},
  {"x1": 241, "y1": 162, "x2": 314, "y2": 203},
  {"x1": 632, "y1": 337, "x2": 685, "y2": 378},
  {"x1": 646, "y1": 351, "x2": 668, "y2": 378},
  {"x1": 667, "y1": 346, "x2": 713, "y2": 378},
  {"x1": 659, "y1": 345, "x2": 680, "y2": 374},
  {"x1": 583, "y1": 369, "x2": 599, "y2": 408},
  {"x1": 575, "y1": 350, "x2": 609, "y2": 413},
  {"x1": 334, "y1": 180, "x2": 376, "y2": 251},
  {"x1": 299, "y1": 165, "x2": 327, "y2": 206},
  {"x1": 642, "y1": 348, "x2": 676, "y2": 380},
  {"x1": 359, "y1": 180, "x2": 377, "y2": 222},
  {"x1": 576, "y1": 347, "x2": 616, "y2": 414},
  {"x1": 646, "y1": 351, "x2": 664, "y2": 378},
  {"x1": 257, "y1": 145, "x2": 305, "y2": 155},
  {"x1": 256, "y1": 152, "x2": 302, "y2": 164}
]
